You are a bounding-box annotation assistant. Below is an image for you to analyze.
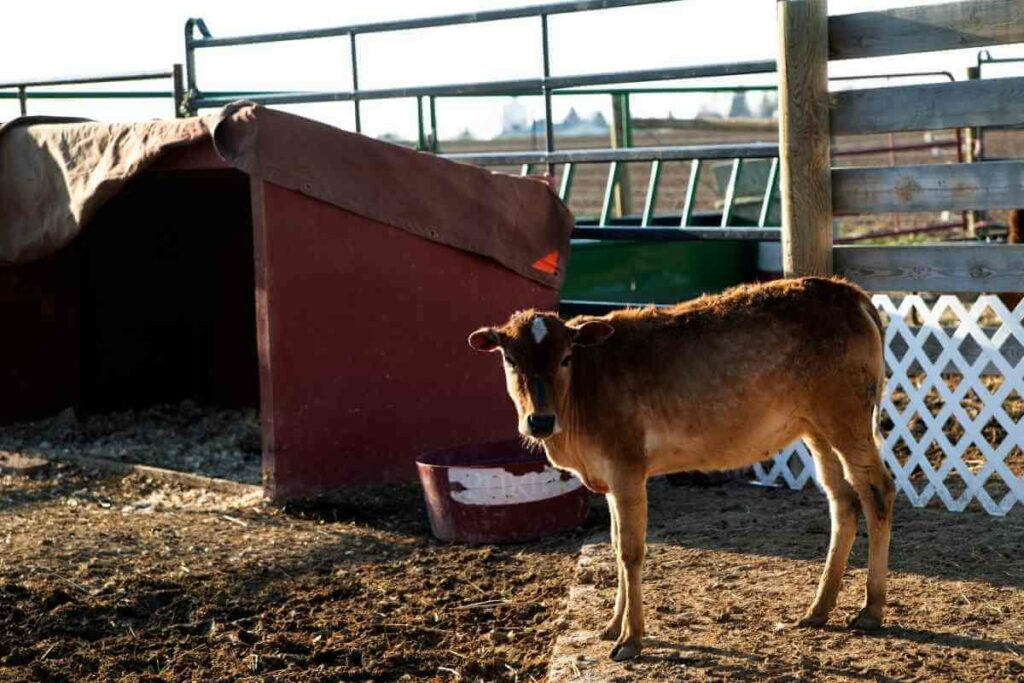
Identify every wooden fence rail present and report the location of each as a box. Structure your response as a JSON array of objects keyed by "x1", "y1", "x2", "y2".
[
  {"x1": 831, "y1": 77, "x2": 1024, "y2": 135},
  {"x1": 828, "y1": 0, "x2": 1024, "y2": 61},
  {"x1": 833, "y1": 161, "x2": 1024, "y2": 214}
]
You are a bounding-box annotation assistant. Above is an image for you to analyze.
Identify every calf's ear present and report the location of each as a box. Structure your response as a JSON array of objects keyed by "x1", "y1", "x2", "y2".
[
  {"x1": 570, "y1": 320, "x2": 614, "y2": 347},
  {"x1": 468, "y1": 327, "x2": 503, "y2": 352}
]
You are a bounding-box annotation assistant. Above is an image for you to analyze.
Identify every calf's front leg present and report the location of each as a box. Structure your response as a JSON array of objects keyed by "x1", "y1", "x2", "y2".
[
  {"x1": 606, "y1": 473, "x2": 648, "y2": 661},
  {"x1": 599, "y1": 497, "x2": 626, "y2": 641}
]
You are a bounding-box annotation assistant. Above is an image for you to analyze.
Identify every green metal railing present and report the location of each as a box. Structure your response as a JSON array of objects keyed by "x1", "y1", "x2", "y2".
[
  {"x1": 180, "y1": 0, "x2": 777, "y2": 189},
  {"x1": 420, "y1": 84, "x2": 777, "y2": 153},
  {"x1": 448, "y1": 144, "x2": 782, "y2": 241},
  {"x1": 2, "y1": 0, "x2": 785, "y2": 236},
  {"x1": 0, "y1": 69, "x2": 182, "y2": 117},
  {"x1": 2, "y1": 1, "x2": 791, "y2": 243},
  {"x1": 0, "y1": 66, "x2": 294, "y2": 118},
  {"x1": 177, "y1": 0, "x2": 783, "y2": 235}
]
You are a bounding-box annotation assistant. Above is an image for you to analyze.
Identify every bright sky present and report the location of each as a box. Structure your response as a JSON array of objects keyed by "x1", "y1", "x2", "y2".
[{"x1": 3, "y1": 0, "x2": 1024, "y2": 140}]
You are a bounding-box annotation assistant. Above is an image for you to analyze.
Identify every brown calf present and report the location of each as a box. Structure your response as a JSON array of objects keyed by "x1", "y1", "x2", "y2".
[{"x1": 469, "y1": 277, "x2": 893, "y2": 661}]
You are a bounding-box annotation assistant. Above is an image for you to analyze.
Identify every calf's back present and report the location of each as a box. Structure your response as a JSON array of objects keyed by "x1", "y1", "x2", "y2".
[{"x1": 560, "y1": 277, "x2": 883, "y2": 477}]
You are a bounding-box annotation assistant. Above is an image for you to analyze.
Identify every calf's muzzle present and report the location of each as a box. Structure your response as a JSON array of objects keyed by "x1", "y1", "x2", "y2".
[{"x1": 525, "y1": 413, "x2": 557, "y2": 438}]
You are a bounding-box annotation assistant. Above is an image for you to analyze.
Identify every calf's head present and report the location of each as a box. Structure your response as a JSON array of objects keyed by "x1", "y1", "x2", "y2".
[{"x1": 468, "y1": 310, "x2": 613, "y2": 440}]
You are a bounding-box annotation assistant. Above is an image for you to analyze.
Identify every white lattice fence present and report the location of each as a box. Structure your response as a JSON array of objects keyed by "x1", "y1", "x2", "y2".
[{"x1": 752, "y1": 294, "x2": 1024, "y2": 516}]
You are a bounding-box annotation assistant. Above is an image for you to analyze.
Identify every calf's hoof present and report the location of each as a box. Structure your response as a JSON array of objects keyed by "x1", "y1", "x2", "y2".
[
  {"x1": 796, "y1": 613, "x2": 829, "y2": 628},
  {"x1": 772, "y1": 612, "x2": 827, "y2": 631},
  {"x1": 609, "y1": 637, "x2": 642, "y2": 661},
  {"x1": 598, "y1": 621, "x2": 622, "y2": 641},
  {"x1": 847, "y1": 608, "x2": 883, "y2": 631}
]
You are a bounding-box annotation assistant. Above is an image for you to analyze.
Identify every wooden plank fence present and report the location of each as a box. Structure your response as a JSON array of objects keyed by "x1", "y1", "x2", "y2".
[
  {"x1": 769, "y1": 0, "x2": 1024, "y2": 515},
  {"x1": 778, "y1": 0, "x2": 1024, "y2": 292}
]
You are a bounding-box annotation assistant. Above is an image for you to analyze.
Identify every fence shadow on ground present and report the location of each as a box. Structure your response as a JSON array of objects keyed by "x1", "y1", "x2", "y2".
[
  {"x1": 647, "y1": 478, "x2": 1024, "y2": 590},
  {"x1": 851, "y1": 625, "x2": 1022, "y2": 657},
  {"x1": 640, "y1": 640, "x2": 905, "y2": 682}
]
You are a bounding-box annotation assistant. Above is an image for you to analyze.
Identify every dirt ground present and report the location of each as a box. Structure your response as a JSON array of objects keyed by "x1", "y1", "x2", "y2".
[
  {"x1": 0, "y1": 463, "x2": 590, "y2": 682},
  {"x1": 3, "y1": 461, "x2": 1023, "y2": 682},
  {"x1": 549, "y1": 478, "x2": 1024, "y2": 682},
  {"x1": 2, "y1": 382, "x2": 1023, "y2": 682}
]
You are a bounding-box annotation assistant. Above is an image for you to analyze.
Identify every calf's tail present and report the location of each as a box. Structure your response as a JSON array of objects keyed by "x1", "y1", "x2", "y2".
[{"x1": 858, "y1": 295, "x2": 886, "y2": 449}]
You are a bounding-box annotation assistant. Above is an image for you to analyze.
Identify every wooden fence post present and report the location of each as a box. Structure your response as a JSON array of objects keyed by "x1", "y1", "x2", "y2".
[{"x1": 777, "y1": 0, "x2": 833, "y2": 277}]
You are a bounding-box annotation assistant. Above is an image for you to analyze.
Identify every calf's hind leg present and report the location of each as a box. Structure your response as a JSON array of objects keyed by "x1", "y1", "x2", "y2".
[
  {"x1": 606, "y1": 471, "x2": 648, "y2": 661},
  {"x1": 829, "y1": 427, "x2": 895, "y2": 630},
  {"x1": 795, "y1": 432, "x2": 861, "y2": 627}
]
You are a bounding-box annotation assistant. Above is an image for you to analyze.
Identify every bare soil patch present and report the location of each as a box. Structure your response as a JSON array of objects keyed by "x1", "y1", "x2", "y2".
[{"x1": 0, "y1": 464, "x2": 592, "y2": 682}]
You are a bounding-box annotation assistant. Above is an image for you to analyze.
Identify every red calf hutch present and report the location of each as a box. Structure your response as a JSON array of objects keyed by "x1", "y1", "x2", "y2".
[{"x1": 0, "y1": 105, "x2": 573, "y2": 499}]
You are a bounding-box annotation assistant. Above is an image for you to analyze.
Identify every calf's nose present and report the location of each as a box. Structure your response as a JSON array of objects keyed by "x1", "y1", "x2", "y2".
[{"x1": 526, "y1": 413, "x2": 556, "y2": 436}]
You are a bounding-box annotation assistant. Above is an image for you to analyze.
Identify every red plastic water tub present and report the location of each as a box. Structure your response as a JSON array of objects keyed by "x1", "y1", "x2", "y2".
[{"x1": 416, "y1": 440, "x2": 590, "y2": 544}]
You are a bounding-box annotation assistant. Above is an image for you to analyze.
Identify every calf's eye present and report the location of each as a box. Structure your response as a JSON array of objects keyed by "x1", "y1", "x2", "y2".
[
  {"x1": 560, "y1": 355, "x2": 572, "y2": 367},
  {"x1": 505, "y1": 357, "x2": 517, "y2": 370}
]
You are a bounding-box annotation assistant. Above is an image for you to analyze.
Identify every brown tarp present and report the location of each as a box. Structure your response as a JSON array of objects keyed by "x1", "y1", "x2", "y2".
[{"x1": 0, "y1": 102, "x2": 573, "y2": 287}]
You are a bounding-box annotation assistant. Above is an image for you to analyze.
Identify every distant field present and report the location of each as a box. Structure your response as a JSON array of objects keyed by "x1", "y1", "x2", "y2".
[{"x1": 439, "y1": 119, "x2": 1024, "y2": 242}]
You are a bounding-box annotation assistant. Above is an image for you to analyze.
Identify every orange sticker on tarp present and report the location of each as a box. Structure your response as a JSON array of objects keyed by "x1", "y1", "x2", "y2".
[{"x1": 532, "y1": 250, "x2": 560, "y2": 275}]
